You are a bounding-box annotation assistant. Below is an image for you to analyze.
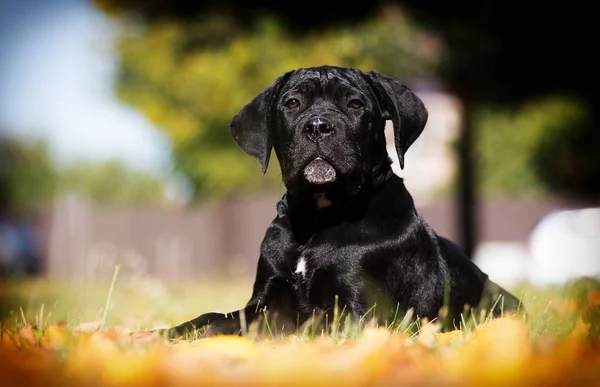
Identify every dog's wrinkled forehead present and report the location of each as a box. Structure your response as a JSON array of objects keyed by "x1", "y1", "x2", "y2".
[{"x1": 281, "y1": 66, "x2": 372, "y2": 98}]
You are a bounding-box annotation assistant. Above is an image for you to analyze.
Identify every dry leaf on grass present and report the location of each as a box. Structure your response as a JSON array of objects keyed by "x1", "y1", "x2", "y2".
[
  {"x1": 73, "y1": 320, "x2": 102, "y2": 332},
  {"x1": 569, "y1": 317, "x2": 591, "y2": 339},
  {"x1": 1, "y1": 311, "x2": 600, "y2": 386}
]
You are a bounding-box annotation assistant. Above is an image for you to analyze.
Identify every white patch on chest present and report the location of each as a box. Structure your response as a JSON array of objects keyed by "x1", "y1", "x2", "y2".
[
  {"x1": 295, "y1": 257, "x2": 307, "y2": 277},
  {"x1": 314, "y1": 193, "x2": 332, "y2": 208}
]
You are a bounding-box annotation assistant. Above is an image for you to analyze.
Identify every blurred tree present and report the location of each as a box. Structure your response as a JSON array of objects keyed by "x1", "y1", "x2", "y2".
[
  {"x1": 402, "y1": 0, "x2": 597, "y2": 254},
  {"x1": 58, "y1": 160, "x2": 166, "y2": 206},
  {"x1": 98, "y1": 4, "x2": 440, "y2": 197},
  {"x1": 0, "y1": 138, "x2": 56, "y2": 215},
  {"x1": 476, "y1": 97, "x2": 599, "y2": 198}
]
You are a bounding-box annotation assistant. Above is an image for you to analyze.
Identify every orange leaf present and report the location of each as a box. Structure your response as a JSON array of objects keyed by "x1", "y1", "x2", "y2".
[
  {"x1": 569, "y1": 317, "x2": 591, "y2": 339},
  {"x1": 17, "y1": 325, "x2": 37, "y2": 345},
  {"x1": 588, "y1": 291, "x2": 600, "y2": 306},
  {"x1": 40, "y1": 324, "x2": 68, "y2": 349}
]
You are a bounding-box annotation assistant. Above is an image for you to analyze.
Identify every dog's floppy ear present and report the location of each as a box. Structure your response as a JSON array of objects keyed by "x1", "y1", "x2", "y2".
[
  {"x1": 366, "y1": 70, "x2": 428, "y2": 169},
  {"x1": 229, "y1": 74, "x2": 289, "y2": 173}
]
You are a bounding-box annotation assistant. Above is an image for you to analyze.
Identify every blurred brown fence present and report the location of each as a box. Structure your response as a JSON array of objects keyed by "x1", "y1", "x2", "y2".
[{"x1": 39, "y1": 193, "x2": 588, "y2": 282}]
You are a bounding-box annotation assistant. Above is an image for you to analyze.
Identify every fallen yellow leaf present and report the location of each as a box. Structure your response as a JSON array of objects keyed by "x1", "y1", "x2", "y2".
[
  {"x1": 418, "y1": 321, "x2": 441, "y2": 347},
  {"x1": 441, "y1": 317, "x2": 531, "y2": 384},
  {"x1": 173, "y1": 335, "x2": 259, "y2": 359},
  {"x1": 436, "y1": 329, "x2": 463, "y2": 345},
  {"x1": 569, "y1": 317, "x2": 591, "y2": 339}
]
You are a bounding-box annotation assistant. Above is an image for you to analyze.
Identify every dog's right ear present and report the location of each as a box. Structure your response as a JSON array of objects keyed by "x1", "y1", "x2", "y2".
[
  {"x1": 229, "y1": 73, "x2": 290, "y2": 174},
  {"x1": 366, "y1": 70, "x2": 428, "y2": 169}
]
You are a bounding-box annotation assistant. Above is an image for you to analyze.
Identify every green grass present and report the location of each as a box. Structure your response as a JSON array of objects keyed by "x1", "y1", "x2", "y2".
[
  {"x1": 1, "y1": 274, "x2": 599, "y2": 342},
  {"x1": 0, "y1": 274, "x2": 254, "y2": 333}
]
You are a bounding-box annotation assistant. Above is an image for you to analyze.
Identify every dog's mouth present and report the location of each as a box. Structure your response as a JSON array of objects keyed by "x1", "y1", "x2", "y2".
[{"x1": 302, "y1": 157, "x2": 337, "y2": 185}]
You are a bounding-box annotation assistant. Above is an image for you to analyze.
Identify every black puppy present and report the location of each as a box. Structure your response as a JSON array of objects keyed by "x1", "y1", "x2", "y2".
[{"x1": 168, "y1": 66, "x2": 522, "y2": 338}]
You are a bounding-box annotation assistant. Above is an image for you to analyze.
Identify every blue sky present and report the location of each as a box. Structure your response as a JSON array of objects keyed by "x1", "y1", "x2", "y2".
[{"x1": 0, "y1": 0, "x2": 171, "y2": 175}]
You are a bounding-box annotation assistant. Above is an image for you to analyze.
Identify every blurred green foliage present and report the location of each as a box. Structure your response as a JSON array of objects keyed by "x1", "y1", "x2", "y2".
[
  {"x1": 112, "y1": 7, "x2": 440, "y2": 198},
  {"x1": 0, "y1": 138, "x2": 166, "y2": 213},
  {"x1": 475, "y1": 97, "x2": 599, "y2": 198},
  {"x1": 58, "y1": 159, "x2": 166, "y2": 206},
  {"x1": 0, "y1": 139, "x2": 56, "y2": 214}
]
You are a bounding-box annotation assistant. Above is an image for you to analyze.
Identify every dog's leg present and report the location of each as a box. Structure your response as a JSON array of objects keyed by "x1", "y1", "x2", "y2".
[
  {"x1": 164, "y1": 304, "x2": 297, "y2": 339},
  {"x1": 161, "y1": 312, "x2": 231, "y2": 339},
  {"x1": 480, "y1": 278, "x2": 526, "y2": 318},
  {"x1": 164, "y1": 273, "x2": 306, "y2": 339}
]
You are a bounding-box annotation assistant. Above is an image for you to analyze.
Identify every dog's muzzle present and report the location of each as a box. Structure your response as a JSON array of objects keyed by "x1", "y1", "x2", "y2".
[{"x1": 303, "y1": 157, "x2": 337, "y2": 185}]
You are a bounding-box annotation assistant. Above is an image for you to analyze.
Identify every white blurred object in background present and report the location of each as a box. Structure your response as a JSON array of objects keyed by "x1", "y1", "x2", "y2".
[
  {"x1": 474, "y1": 207, "x2": 600, "y2": 287},
  {"x1": 527, "y1": 207, "x2": 600, "y2": 285},
  {"x1": 472, "y1": 242, "x2": 530, "y2": 287}
]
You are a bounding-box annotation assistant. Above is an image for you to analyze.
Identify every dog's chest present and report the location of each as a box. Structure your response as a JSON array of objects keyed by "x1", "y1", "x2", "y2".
[
  {"x1": 294, "y1": 256, "x2": 308, "y2": 277},
  {"x1": 290, "y1": 253, "x2": 319, "y2": 309},
  {"x1": 288, "y1": 245, "x2": 353, "y2": 313},
  {"x1": 291, "y1": 247, "x2": 312, "y2": 282},
  {"x1": 267, "y1": 211, "x2": 361, "y2": 312}
]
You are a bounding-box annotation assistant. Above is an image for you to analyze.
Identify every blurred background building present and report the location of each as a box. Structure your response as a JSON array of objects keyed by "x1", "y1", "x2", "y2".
[{"x1": 1, "y1": 0, "x2": 598, "y2": 288}]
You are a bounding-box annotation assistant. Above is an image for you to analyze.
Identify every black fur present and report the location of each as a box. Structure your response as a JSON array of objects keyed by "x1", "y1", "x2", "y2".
[{"x1": 168, "y1": 66, "x2": 522, "y2": 338}]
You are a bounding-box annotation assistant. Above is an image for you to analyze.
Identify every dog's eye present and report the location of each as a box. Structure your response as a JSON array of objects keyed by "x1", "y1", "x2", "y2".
[
  {"x1": 347, "y1": 99, "x2": 364, "y2": 109},
  {"x1": 285, "y1": 98, "x2": 300, "y2": 109}
]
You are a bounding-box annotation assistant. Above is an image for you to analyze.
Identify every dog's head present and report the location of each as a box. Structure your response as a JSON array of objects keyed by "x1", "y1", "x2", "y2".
[{"x1": 230, "y1": 66, "x2": 428, "y2": 197}]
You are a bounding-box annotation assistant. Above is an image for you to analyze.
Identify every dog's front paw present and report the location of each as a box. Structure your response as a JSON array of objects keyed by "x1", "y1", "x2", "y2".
[
  {"x1": 162, "y1": 312, "x2": 244, "y2": 340},
  {"x1": 159, "y1": 325, "x2": 205, "y2": 340},
  {"x1": 199, "y1": 319, "x2": 243, "y2": 338}
]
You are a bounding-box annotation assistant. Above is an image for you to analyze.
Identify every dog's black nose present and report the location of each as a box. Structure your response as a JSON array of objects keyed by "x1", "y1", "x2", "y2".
[{"x1": 304, "y1": 117, "x2": 333, "y2": 141}]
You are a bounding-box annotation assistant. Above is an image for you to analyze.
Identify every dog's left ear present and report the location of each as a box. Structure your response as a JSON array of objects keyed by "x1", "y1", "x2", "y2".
[
  {"x1": 366, "y1": 70, "x2": 428, "y2": 169},
  {"x1": 230, "y1": 73, "x2": 290, "y2": 173}
]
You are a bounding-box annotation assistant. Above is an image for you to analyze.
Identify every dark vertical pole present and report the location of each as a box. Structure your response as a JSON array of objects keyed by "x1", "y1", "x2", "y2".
[{"x1": 457, "y1": 100, "x2": 477, "y2": 259}]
